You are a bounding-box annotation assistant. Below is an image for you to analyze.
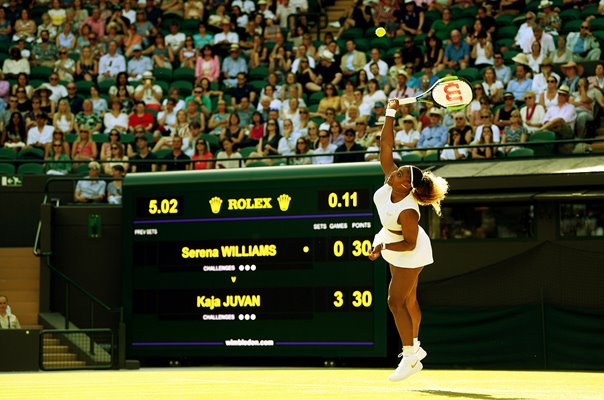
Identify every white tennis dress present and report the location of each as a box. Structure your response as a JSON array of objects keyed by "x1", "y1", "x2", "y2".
[{"x1": 372, "y1": 184, "x2": 434, "y2": 268}]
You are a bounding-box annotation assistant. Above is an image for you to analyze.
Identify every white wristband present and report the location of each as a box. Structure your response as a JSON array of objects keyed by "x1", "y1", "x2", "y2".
[{"x1": 385, "y1": 109, "x2": 396, "y2": 118}]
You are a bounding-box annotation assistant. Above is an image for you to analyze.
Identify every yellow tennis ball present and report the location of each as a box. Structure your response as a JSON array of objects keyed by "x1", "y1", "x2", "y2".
[{"x1": 375, "y1": 27, "x2": 386, "y2": 37}]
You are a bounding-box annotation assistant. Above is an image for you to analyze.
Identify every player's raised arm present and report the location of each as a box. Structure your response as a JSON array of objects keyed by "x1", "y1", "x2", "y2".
[{"x1": 379, "y1": 99, "x2": 399, "y2": 176}]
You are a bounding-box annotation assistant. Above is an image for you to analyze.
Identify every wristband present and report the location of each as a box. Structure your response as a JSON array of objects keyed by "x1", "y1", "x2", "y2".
[
  {"x1": 381, "y1": 243, "x2": 387, "y2": 251},
  {"x1": 385, "y1": 108, "x2": 396, "y2": 118}
]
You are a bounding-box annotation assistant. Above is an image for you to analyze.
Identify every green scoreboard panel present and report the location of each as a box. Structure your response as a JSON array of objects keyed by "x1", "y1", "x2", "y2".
[{"x1": 122, "y1": 163, "x2": 388, "y2": 358}]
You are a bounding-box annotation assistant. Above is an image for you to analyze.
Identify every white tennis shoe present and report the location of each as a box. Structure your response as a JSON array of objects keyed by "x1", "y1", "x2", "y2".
[
  {"x1": 388, "y1": 354, "x2": 423, "y2": 382},
  {"x1": 415, "y1": 341, "x2": 427, "y2": 361}
]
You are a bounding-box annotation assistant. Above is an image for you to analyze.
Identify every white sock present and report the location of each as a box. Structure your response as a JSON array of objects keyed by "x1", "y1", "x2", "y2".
[
  {"x1": 413, "y1": 338, "x2": 420, "y2": 351},
  {"x1": 402, "y1": 345, "x2": 415, "y2": 356}
]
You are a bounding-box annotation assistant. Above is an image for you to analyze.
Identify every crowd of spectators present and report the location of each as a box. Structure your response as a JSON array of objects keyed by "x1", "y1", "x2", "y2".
[{"x1": 0, "y1": 0, "x2": 603, "y2": 195}]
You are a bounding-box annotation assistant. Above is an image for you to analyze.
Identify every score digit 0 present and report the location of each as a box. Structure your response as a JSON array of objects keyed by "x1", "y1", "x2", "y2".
[
  {"x1": 332, "y1": 240, "x2": 372, "y2": 257},
  {"x1": 332, "y1": 290, "x2": 373, "y2": 307}
]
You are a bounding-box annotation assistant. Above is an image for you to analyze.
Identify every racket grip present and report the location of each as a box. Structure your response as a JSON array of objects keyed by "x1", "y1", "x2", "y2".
[{"x1": 396, "y1": 97, "x2": 417, "y2": 105}]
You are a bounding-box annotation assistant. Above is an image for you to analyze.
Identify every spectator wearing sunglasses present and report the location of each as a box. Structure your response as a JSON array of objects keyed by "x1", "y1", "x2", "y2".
[{"x1": 566, "y1": 21, "x2": 601, "y2": 62}]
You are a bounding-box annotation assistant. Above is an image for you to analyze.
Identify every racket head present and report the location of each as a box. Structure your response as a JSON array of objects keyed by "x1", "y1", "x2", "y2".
[{"x1": 430, "y1": 76, "x2": 474, "y2": 110}]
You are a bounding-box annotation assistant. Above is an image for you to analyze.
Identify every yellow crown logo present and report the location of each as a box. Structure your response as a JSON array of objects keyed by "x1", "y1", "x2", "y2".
[
  {"x1": 209, "y1": 196, "x2": 223, "y2": 214},
  {"x1": 277, "y1": 194, "x2": 291, "y2": 212}
]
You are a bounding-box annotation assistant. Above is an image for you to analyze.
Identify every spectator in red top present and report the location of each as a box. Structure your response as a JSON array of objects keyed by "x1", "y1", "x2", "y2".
[
  {"x1": 128, "y1": 101, "x2": 154, "y2": 133},
  {"x1": 191, "y1": 138, "x2": 214, "y2": 170}
]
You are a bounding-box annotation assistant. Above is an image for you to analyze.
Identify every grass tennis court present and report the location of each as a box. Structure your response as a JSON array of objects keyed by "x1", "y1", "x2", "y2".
[{"x1": 2, "y1": 368, "x2": 603, "y2": 400}]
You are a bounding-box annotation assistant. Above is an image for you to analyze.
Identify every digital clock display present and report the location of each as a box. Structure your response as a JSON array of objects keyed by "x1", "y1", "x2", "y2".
[{"x1": 122, "y1": 164, "x2": 388, "y2": 359}]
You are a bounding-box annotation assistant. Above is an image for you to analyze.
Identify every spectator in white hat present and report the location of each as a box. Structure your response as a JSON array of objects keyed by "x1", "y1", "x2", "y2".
[{"x1": 539, "y1": 85, "x2": 576, "y2": 142}]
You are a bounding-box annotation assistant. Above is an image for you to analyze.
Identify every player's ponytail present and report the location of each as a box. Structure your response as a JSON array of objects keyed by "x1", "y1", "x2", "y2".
[{"x1": 410, "y1": 167, "x2": 449, "y2": 216}]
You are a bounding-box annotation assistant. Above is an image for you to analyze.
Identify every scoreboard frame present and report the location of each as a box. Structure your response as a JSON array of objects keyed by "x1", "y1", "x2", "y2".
[{"x1": 122, "y1": 163, "x2": 390, "y2": 359}]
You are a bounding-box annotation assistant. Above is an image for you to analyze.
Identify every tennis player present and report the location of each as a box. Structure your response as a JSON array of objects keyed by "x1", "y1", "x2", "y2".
[{"x1": 369, "y1": 98, "x2": 449, "y2": 381}]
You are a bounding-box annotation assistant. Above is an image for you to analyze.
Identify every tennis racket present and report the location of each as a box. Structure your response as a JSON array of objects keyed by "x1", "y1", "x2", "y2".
[{"x1": 396, "y1": 76, "x2": 473, "y2": 111}]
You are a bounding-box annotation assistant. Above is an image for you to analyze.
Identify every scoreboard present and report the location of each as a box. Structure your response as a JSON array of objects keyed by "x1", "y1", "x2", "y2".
[{"x1": 122, "y1": 163, "x2": 389, "y2": 358}]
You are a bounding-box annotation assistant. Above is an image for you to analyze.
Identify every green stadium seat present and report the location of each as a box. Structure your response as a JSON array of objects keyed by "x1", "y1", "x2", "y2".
[
  {"x1": 507, "y1": 147, "x2": 535, "y2": 158},
  {"x1": 495, "y1": 38, "x2": 514, "y2": 50},
  {"x1": 497, "y1": 26, "x2": 517, "y2": 39},
  {"x1": 92, "y1": 134, "x2": 109, "y2": 144},
  {"x1": 17, "y1": 147, "x2": 44, "y2": 160},
  {"x1": 0, "y1": 147, "x2": 17, "y2": 160},
  {"x1": 98, "y1": 79, "x2": 115, "y2": 94},
  {"x1": 559, "y1": 9, "x2": 580, "y2": 23},
  {"x1": 311, "y1": 116, "x2": 325, "y2": 125},
  {"x1": 423, "y1": 152, "x2": 439, "y2": 161},
  {"x1": 580, "y1": 5, "x2": 599, "y2": 20},
  {"x1": 76, "y1": 80, "x2": 94, "y2": 95},
  {"x1": 503, "y1": 50, "x2": 520, "y2": 64},
  {"x1": 399, "y1": 153, "x2": 422, "y2": 162},
  {"x1": 451, "y1": 18, "x2": 474, "y2": 32},
  {"x1": 495, "y1": 14, "x2": 514, "y2": 27},
  {"x1": 121, "y1": 133, "x2": 135, "y2": 144},
  {"x1": 0, "y1": 42, "x2": 8, "y2": 54},
  {"x1": 435, "y1": 30, "x2": 450, "y2": 41},
  {"x1": 239, "y1": 146, "x2": 257, "y2": 158},
  {"x1": 413, "y1": 33, "x2": 427, "y2": 45},
  {"x1": 182, "y1": 21, "x2": 200, "y2": 36},
  {"x1": 155, "y1": 80, "x2": 170, "y2": 94},
  {"x1": 170, "y1": 80, "x2": 193, "y2": 93},
  {"x1": 74, "y1": 164, "x2": 89, "y2": 174},
  {"x1": 249, "y1": 66, "x2": 268, "y2": 81},
  {"x1": 249, "y1": 80, "x2": 266, "y2": 92},
  {"x1": 0, "y1": 163, "x2": 15, "y2": 174},
  {"x1": 457, "y1": 67, "x2": 480, "y2": 83},
  {"x1": 246, "y1": 161, "x2": 269, "y2": 168},
  {"x1": 154, "y1": 67, "x2": 173, "y2": 82},
  {"x1": 527, "y1": 130, "x2": 555, "y2": 156},
  {"x1": 424, "y1": 10, "x2": 442, "y2": 26},
  {"x1": 17, "y1": 163, "x2": 44, "y2": 175},
  {"x1": 154, "y1": 149, "x2": 172, "y2": 159},
  {"x1": 307, "y1": 92, "x2": 324, "y2": 106},
  {"x1": 562, "y1": 20, "x2": 582, "y2": 35},
  {"x1": 355, "y1": 38, "x2": 370, "y2": 52},
  {"x1": 458, "y1": 6, "x2": 477, "y2": 20},
  {"x1": 66, "y1": 133, "x2": 78, "y2": 143},
  {"x1": 369, "y1": 37, "x2": 390, "y2": 51},
  {"x1": 172, "y1": 67, "x2": 194, "y2": 81},
  {"x1": 590, "y1": 18, "x2": 604, "y2": 32},
  {"x1": 341, "y1": 28, "x2": 363, "y2": 40},
  {"x1": 436, "y1": 68, "x2": 455, "y2": 78},
  {"x1": 30, "y1": 66, "x2": 53, "y2": 80}
]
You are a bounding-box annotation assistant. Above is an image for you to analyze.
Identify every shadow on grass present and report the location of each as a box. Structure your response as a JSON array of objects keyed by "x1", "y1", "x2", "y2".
[{"x1": 414, "y1": 390, "x2": 529, "y2": 400}]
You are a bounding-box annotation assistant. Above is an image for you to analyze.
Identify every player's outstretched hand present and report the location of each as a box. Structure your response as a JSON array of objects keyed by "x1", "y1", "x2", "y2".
[{"x1": 368, "y1": 246, "x2": 381, "y2": 261}]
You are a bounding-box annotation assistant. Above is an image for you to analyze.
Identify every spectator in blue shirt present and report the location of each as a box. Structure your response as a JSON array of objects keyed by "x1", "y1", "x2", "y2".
[
  {"x1": 222, "y1": 44, "x2": 248, "y2": 88},
  {"x1": 443, "y1": 30, "x2": 470, "y2": 70},
  {"x1": 506, "y1": 56, "x2": 533, "y2": 102},
  {"x1": 417, "y1": 107, "x2": 448, "y2": 156}
]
